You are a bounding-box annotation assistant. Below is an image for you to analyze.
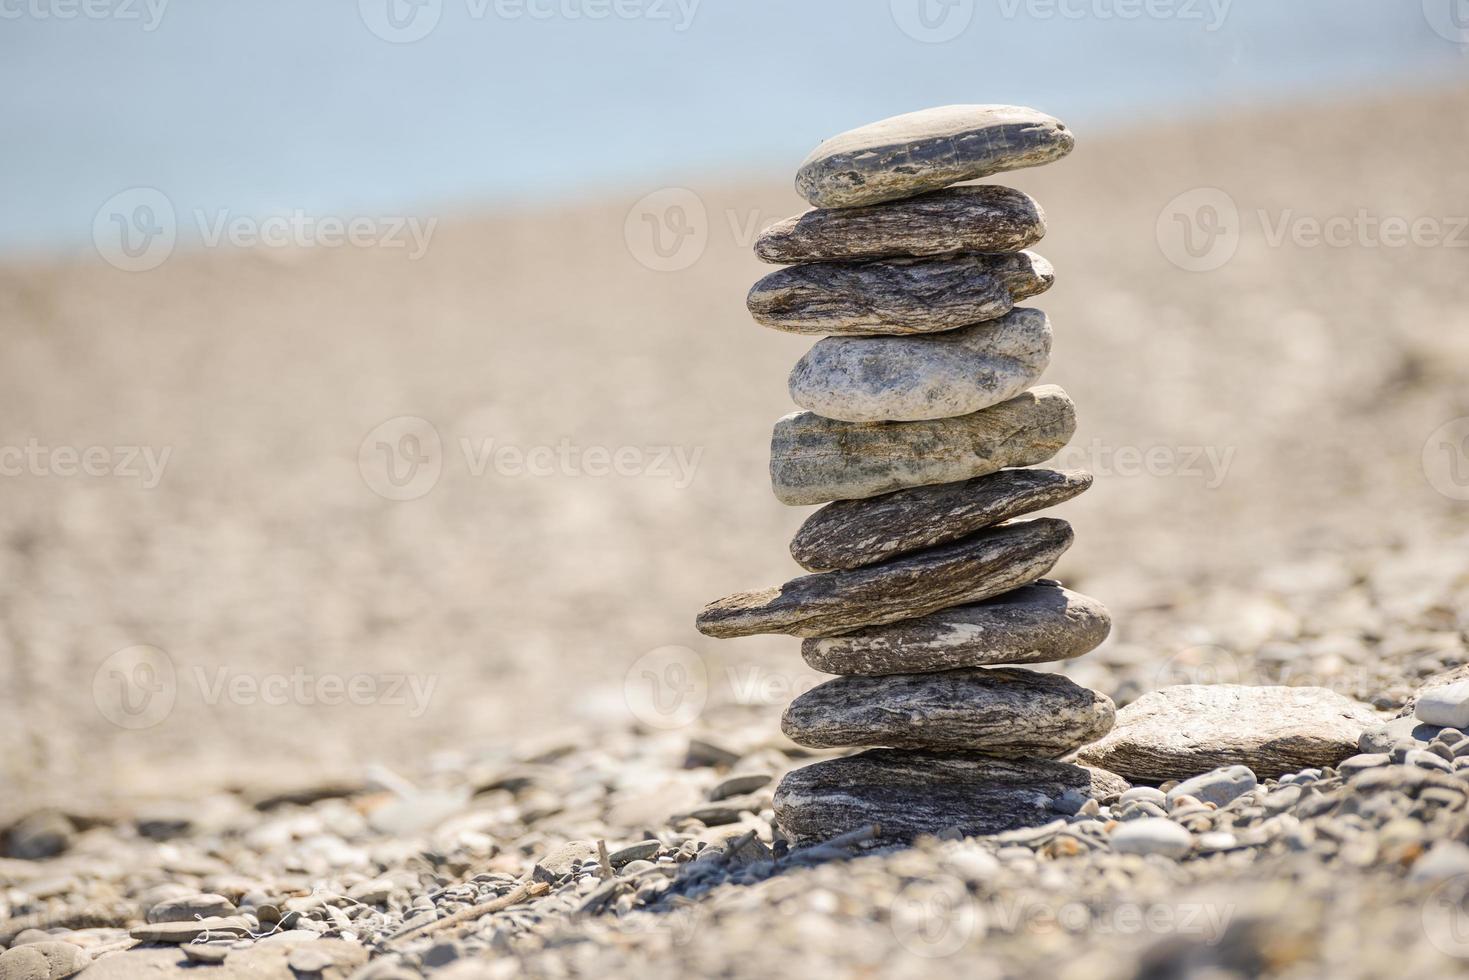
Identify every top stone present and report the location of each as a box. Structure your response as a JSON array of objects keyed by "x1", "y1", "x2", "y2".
[{"x1": 795, "y1": 105, "x2": 1075, "y2": 209}]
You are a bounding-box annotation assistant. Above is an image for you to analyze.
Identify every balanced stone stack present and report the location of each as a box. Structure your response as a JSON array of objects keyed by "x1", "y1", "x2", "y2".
[{"x1": 696, "y1": 106, "x2": 1126, "y2": 846}]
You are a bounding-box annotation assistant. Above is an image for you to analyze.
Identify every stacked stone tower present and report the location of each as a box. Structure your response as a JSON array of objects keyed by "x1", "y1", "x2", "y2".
[{"x1": 696, "y1": 105, "x2": 1126, "y2": 845}]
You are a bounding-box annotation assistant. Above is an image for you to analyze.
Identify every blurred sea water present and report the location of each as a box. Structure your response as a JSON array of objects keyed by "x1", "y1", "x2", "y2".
[{"x1": 0, "y1": 0, "x2": 1465, "y2": 252}]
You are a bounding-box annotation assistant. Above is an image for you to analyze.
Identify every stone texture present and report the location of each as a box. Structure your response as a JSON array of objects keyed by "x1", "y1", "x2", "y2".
[
  {"x1": 1110, "y1": 818, "x2": 1192, "y2": 859},
  {"x1": 795, "y1": 104, "x2": 1074, "y2": 209},
  {"x1": 781, "y1": 667, "x2": 1115, "y2": 757},
  {"x1": 145, "y1": 893, "x2": 236, "y2": 923},
  {"x1": 791, "y1": 467, "x2": 1089, "y2": 571},
  {"x1": 802, "y1": 582, "x2": 1110, "y2": 675},
  {"x1": 695, "y1": 518, "x2": 1071, "y2": 639},
  {"x1": 754, "y1": 185, "x2": 1045, "y2": 263},
  {"x1": 772, "y1": 749, "x2": 1127, "y2": 846},
  {"x1": 747, "y1": 251, "x2": 1052, "y2": 336},
  {"x1": 789, "y1": 307, "x2": 1051, "y2": 423},
  {"x1": 1075, "y1": 685, "x2": 1382, "y2": 782},
  {"x1": 771, "y1": 385, "x2": 1074, "y2": 506},
  {"x1": 1415, "y1": 680, "x2": 1469, "y2": 728},
  {"x1": 128, "y1": 916, "x2": 252, "y2": 944},
  {"x1": 1166, "y1": 765, "x2": 1257, "y2": 808}
]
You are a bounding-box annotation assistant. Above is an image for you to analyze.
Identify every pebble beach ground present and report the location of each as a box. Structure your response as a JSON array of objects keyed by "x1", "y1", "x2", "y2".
[{"x1": 4, "y1": 84, "x2": 1469, "y2": 977}]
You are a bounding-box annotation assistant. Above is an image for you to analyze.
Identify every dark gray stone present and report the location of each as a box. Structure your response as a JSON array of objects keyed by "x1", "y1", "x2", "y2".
[
  {"x1": 790, "y1": 467, "x2": 1090, "y2": 572},
  {"x1": 771, "y1": 385, "x2": 1074, "y2": 506},
  {"x1": 772, "y1": 749, "x2": 1127, "y2": 846},
  {"x1": 695, "y1": 518, "x2": 1072, "y2": 639},
  {"x1": 781, "y1": 667, "x2": 1115, "y2": 757},
  {"x1": 747, "y1": 251, "x2": 1052, "y2": 336},
  {"x1": 801, "y1": 582, "x2": 1111, "y2": 675},
  {"x1": 754, "y1": 185, "x2": 1045, "y2": 263},
  {"x1": 794, "y1": 104, "x2": 1074, "y2": 209}
]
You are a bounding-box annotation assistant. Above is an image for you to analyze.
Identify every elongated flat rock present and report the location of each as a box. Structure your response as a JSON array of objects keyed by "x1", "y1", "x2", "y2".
[
  {"x1": 803, "y1": 582, "x2": 1111, "y2": 675},
  {"x1": 771, "y1": 385, "x2": 1074, "y2": 506},
  {"x1": 1075, "y1": 685, "x2": 1382, "y2": 782},
  {"x1": 773, "y1": 749, "x2": 1127, "y2": 846},
  {"x1": 747, "y1": 251, "x2": 1052, "y2": 336},
  {"x1": 754, "y1": 185, "x2": 1045, "y2": 264},
  {"x1": 790, "y1": 305, "x2": 1051, "y2": 424},
  {"x1": 782, "y1": 667, "x2": 1115, "y2": 756},
  {"x1": 791, "y1": 468, "x2": 1089, "y2": 571},
  {"x1": 795, "y1": 105, "x2": 1074, "y2": 209},
  {"x1": 695, "y1": 518, "x2": 1071, "y2": 639}
]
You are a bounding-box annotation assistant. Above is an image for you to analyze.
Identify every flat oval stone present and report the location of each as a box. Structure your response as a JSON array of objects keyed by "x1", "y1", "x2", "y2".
[
  {"x1": 791, "y1": 468, "x2": 1089, "y2": 572},
  {"x1": 754, "y1": 185, "x2": 1045, "y2": 264},
  {"x1": 771, "y1": 385, "x2": 1074, "y2": 506},
  {"x1": 782, "y1": 667, "x2": 1115, "y2": 757},
  {"x1": 789, "y1": 307, "x2": 1051, "y2": 423},
  {"x1": 694, "y1": 518, "x2": 1071, "y2": 639},
  {"x1": 747, "y1": 251, "x2": 1052, "y2": 336},
  {"x1": 773, "y1": 749, "x2": 1127, "y2": 846},
  {"x1": 795, "y1": 105, "x2": 1074, "y2": 209},
  {"x1": 802, "y1": 582, "x2": 1111, "y2": 675},
  {"x1": 1074, "y1": 685, "x2": 1382, "y2": 782}
]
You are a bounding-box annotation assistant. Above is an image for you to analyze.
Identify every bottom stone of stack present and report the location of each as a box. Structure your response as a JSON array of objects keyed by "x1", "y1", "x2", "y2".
[{"x1": 773, "y1": 749, "x2": 1128, "y2": 847}]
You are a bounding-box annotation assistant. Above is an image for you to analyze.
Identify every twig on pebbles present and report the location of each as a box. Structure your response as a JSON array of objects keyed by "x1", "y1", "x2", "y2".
[
  {"x1": 597, "y1": 839, "x2": 614, "y2": 880},
  {"x1": 388, "y1": 879, "x2": 549, "y2": 948}
]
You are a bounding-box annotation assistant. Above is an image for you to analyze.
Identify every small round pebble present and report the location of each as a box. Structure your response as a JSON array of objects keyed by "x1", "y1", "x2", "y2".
[{"x1": 1110, "y1": 818, "x2": 1193, "y2": 859}]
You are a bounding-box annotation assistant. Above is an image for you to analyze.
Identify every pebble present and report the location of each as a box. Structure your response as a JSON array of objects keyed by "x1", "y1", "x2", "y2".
[
  {"x1": 787, "y1": 307, "x2": 1050, "y2": 423},
  {"x1": 769, "y1": 384, "x2": 1075, "y2": 506},
  {"x1": 755, "y1": 185, "x2": 1045, "y2": 263},
  {"x1": 128, "y1": 916, "x2": 252, "y2": 944},
  {"x1": 0, "y1": 943, "x2": 88, "y2": 980},
  {"x1": 790, "y1": 468, "x2": 1089, "y2": 573},
  {"x1": 1358, "y1": 715, "x2": 1441, "y2": 753},
  {"x1": 708, "y1": 774, "x2": 773, "y2": 801},
  {"x1": 145, "y1": 893, "x2": 237, "y2": 924},
  {"x1": 1118, "y1": 786, "x2": 1168, "y2": 807},
  {"x1": 747, "y1": 251, "x2": 1051, "y2": 336},
  {"x1": 1337, "y1": 753, "x2": 1392, "y2": 779},
  {"x1": 1166, "y1": 766, "x2": 1257, "y2": 808},
  {"x1": 4, "y1": 811, "x2": 74, "y2": 861},
  {"x1": 781, "y1": 667, "x2": 1114, "y2": 756},
  {"x1": 696, "y1": 518, "x2": 1072, "y2": 638},
  {"x1": 773, "y1": 749, "x2": 1126, "y2": 846},
  {"x1": 794, "y1": 104, "x2": 1074, "y2": 209},
  {"x1": 606, "y1": 840, "x2": 660, "y2": 866},
  {"x1": 1076, "y1": 685, "x2": 1381, "y2": 781},
  {"x1": 533, "y1": 841, "x2": 600, "y2": 880},
  {"x1": 801, "y1": 581, "x2": 1110, "y2": 676},
  {"x1": 1414, "y1": 679, "x2": 1469, "y2": 728},
  {"x1": 1109, "y1": 818, "x2": 1193, "y2": 859}
]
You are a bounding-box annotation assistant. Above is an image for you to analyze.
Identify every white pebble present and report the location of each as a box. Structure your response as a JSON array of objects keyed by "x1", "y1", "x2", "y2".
[
  {"x1": 1416, "y1": 681, "x2": 1469, "y2": 729},
  {"x1": 1110, "y1": 818, "x2": 1193, "y2": 859}
]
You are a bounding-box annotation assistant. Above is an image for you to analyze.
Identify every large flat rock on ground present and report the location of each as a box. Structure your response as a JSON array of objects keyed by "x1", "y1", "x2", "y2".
[
  {"x1": 1075, "y1": 685, "x2": 1382, "y2": 782},
  {"x1": 773, "y1": 749, "x2": 1127, "y2": 846}
]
